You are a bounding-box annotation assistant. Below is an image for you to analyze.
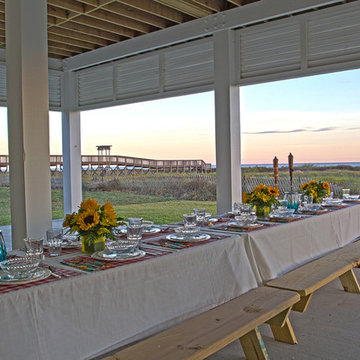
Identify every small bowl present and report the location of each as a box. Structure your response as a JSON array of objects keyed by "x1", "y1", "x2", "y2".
[
  {"x1": 0, "y1": 257, "x2": 40, "y2": 279},
  {"x1": 106, "y1": 239, "x2": 139, "y2": 254},
  {"x1": 174, "y1": 226, "x2": 200, "y2": 239},
  {"x1": 273, "y1": 208, "x2": 295, "y2": 217},
  {"x1": 142, "y1": 220, "x2": 154, "y2": 231},
  {"x1": 234, "y1": 214, "x2": 257, "y2": 224}
]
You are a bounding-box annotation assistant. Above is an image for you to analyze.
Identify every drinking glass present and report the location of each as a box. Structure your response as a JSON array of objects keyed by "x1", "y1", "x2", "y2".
[
  {"x1": 193, "y1": 208, "x2": 206, "y2": 226},
  {"x1": 46, "y1": 229, "x2": 63, "y2": 256},
  {"x1": 24, "y1": 237, "x2": 44, "y2": 261},
  {"x1": 233, "y1": 202, "x2": 241, "y2": 215},
  {"x1": 342, "y1": 189, "x2": 350, "y2": 199},
  {"x1": 128, "y1": 218, "x2": 143, "y2": 226},
  {"x1": 183, "y1": 213, "x2": 197, "y2": 228}
]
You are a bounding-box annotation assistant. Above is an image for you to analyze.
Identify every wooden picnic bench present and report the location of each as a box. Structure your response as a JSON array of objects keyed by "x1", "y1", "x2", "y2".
[
  {"x1": 101, "y1": 286, "x2": 300, "y2": 360},
  {"x1": 265, "y1": 239, "x2": 360, "y2": 312}
]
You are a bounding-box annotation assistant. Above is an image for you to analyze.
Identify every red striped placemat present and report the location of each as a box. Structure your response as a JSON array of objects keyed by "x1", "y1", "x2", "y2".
[
  {"x1": 61, "y1": 247, "x2": 173, "y2": 272},
  {"x1": 142, "y1": 233, "x2": 231, "y2": 250},
  {"x1": 0, "y1": 265, "x2": 81, "y2": 295}
]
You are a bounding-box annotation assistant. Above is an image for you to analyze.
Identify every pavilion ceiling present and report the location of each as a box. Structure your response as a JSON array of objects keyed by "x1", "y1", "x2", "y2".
[{"x1": 0, "y1": 0, "x2": 260, "y2": 60}]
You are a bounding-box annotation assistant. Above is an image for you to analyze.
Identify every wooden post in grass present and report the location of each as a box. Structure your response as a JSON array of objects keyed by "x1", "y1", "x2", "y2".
[
  {"x1": 273, "y1": 156, "x2": 279, "y2": 188},
  {"x1": 288, "y1": 153, "x2": 294, "y2": 191}
]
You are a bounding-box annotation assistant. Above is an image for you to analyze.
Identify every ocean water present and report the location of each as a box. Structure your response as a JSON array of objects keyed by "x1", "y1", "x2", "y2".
[{"x1": 210, "y1": 162, "x2": 360, "y2": 169}]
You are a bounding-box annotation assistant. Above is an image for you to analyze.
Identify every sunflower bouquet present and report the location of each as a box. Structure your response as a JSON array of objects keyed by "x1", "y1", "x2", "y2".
[
  {"x1": 300, "y1": 180, "x2": 330, "y2": 203},
  {"x1": 63, "y1": 198, "x2": 124, "y2": 253},
  {"x1": 243, "y1": 184, "x2": 280, "y2": 208}
]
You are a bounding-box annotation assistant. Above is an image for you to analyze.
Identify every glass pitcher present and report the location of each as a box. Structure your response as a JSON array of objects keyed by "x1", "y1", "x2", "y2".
[
  {"x1": 284, "y1": 191, "x2": 301, "y2": 211},
  {"x1": 0, "y1": 230, "x2": 7, "y2": 261}
]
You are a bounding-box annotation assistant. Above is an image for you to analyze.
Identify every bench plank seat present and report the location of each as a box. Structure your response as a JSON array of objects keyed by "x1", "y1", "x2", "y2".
[
  {"x1": 266, "y1": 240, "x2": 360, "y2": 312},
  {"x1": 102, "y1": 287, "x2": 299, "y2": 360}
]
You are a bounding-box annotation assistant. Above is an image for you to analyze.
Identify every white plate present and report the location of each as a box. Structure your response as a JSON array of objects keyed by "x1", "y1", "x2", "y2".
[
  {"x1": 118, "y1": 227, "x2": 161, "y2": 235},
  {"x1": 166, "y1": 233, "x2": 211, "y2": 243},
  {"x1": 207, "y1": 218, "x2": 219, "y2": 223},
  {"x1": 0, "y1": 268, "x2": 51, "y2": 285},
  {"x1": 92, "y1": 249, "x2": 146, "y2": 261},
  {"x1": 228, "y1": 222, "x2": 260, "y2": 229},
  {"x1": 270, "y1": 214, "x2": 301, "y2": 219}
]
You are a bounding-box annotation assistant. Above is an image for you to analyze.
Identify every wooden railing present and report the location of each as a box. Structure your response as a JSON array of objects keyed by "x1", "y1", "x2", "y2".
[{"x1": 0, "y1": 155, "x2": 213, "y2": 173}]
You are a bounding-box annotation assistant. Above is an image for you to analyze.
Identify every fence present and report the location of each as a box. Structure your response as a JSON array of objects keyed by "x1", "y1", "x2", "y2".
[{"x1": 242, "y1": 176, "x2": 342, "y2": 197}]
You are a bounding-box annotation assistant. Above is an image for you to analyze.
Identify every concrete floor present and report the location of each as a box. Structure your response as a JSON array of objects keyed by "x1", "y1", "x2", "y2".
[{"x1": 208, "y1": 268, "x2": 360, "y2": 360}]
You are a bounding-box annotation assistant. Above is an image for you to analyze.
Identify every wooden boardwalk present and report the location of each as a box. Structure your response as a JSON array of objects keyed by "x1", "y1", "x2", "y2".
[{"x1": 0, "y1": 155, "x2": 213, "y2": 173}]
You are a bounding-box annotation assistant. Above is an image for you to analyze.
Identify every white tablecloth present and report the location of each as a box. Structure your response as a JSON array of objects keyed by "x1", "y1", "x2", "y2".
[
  {"x1": 1, "y1": 234, "x2": 257, "y2": 360},
  {"x1": 245, "y1": 205, "x2": 360, "y2": 283}
]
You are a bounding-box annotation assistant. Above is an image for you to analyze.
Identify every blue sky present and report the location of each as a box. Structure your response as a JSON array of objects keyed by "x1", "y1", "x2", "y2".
[{"x1": 0, "y1": 68, "x2": 359, "y2": 165}]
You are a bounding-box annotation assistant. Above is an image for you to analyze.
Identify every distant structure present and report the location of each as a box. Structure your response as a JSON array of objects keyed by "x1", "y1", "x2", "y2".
[{"x1": 96, "y1": 145, "x2": 112, "y2": 156}]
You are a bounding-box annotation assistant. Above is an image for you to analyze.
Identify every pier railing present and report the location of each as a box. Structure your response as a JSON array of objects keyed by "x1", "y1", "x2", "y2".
[{"x1": 0, "y1": 155, "x2": 213, "y2": 173}]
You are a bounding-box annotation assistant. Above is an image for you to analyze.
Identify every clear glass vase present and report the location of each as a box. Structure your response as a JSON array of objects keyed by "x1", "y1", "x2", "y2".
[
  {"x1": 81, "y1": 235, "x2": 105, "y2": 254},
  {"x1": 254, "y1": 205, "x2": 270, "y2": 218}
]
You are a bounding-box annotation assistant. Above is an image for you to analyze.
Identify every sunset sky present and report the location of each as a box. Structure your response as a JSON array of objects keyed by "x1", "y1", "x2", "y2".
[{"x1": 0, "y1": 68, "x2": 359, "y2": 165}]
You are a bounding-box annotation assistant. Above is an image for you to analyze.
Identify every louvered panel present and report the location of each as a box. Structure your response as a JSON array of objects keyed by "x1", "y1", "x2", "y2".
[
  {"x1": 307, "y1": 5, "x2": 360, "y2": 68},
  {"x1": 238, "y1": 21, "x2": 301, "y2": 79},
  {"x1": 164, "y1": 39, "x2": 214, "y2": 90},
  {"x1": 77, "y1": 64, "x2": 113, "y2": 106},
  {"x1": 0, "y1": 63, "x2": 6, "y2": 104},
  {"x1": 48, "y1": 70, "x2": 62, "y2": 109},
  {"x1": 115, "y1": 55, "x2": 159, "y2": 99}
]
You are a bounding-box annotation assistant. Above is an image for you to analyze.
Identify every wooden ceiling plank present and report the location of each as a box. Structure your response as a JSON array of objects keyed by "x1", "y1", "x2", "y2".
[
  {"x1": 59, "y1": 21, "x2": 122, "y2": 42},
  {"x1": 70, "y1": 14, "x2": 136, "y2": 38},
  {"x1": 87, "y1": 8, "x2": 154, "y2": 33},
  {"x1": 103, "y1": 2, "x2": 168, "y2": 29},
  {"x1": 47, "y1": 5, "x2": 71, "y2": 20},
  {"x1": 48, "y1": 33, "x2": 97, "y2": 50},
  {"x1": 191, "y1": 0, "x2": 227, "y2": 12},
  {"x1": 154, "y1": 0, "x2": 213, "y2": 18},
  {"x1": 48, "y1": 26, "x2": 110, "y2": 47},
  {"x1": 116, "y1": 0, "x2": 190, "y2": 24},
  {"x1": 48, "y1": 40, "x2": 84, "y2": 54},
  {"x1": 48, "y1": 45, "x2": 75, "y2": 57},
  {"x1": 47, "y1": 0, "x2": 86, "y2": 14}
]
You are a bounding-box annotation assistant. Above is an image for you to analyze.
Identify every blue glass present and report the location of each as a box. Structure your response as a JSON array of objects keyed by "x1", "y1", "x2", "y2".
[
  {"x1": 0, "y1": 230, "x2": 7, "y2": 261},
  {"x1": 284, "y1": 192, "x2": 300, "y2": 211}
]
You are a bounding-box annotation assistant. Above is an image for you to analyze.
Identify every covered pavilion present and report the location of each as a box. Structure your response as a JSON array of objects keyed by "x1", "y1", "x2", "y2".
[{"x1": 3, "y1": 0, "x2": 360, "y2": 250}]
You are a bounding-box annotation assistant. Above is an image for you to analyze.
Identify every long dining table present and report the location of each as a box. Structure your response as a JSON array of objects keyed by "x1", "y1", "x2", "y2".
[{"x1": 0, "y1": 203, "x2": 359, "y2": 360}]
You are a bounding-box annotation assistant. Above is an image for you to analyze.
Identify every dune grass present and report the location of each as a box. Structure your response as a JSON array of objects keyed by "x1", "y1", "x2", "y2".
[{"x1": 0, "y1": 187, "x2": 216, "y2": 226}]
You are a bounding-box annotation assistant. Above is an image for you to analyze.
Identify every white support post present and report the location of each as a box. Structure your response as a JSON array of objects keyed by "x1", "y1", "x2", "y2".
[
  {"x1": 62, "y1": 112, "x2": 82, "y2": 215},
  {"x1": 6, "y1": 0, "x2": 52, "y2": 248},
  {"x1": 213, "y1": 30, "x2": 242, "y2": 215}
]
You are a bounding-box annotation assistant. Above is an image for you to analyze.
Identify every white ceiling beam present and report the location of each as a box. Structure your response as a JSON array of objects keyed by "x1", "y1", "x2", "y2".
[{"x1": 64, "y1": 0, "x2": 346, "y2": 71}]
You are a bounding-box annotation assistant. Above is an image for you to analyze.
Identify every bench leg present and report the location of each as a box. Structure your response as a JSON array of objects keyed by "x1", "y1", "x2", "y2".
[
  {"x1": 240, "y1": 327, "x2": 269, "y2": 360},
  {"x1": 339, "y1": 269, "x2": 360, "y2": 294},
  {"x1": 266, "y1": 307, "x2": 297, "y2": 345},
  {"x1": 292, "y1": 294, "x2": 313, "y2": 312}
]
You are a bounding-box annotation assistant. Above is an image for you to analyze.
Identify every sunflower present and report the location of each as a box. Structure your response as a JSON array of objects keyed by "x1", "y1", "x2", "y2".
[
  {"x1": 80, "y1": 198, "x2": 99, "y2": 213},
  {"x1": 268, "y1": 186, "x2": 279, "y2": 197},
  {"x1": 242, "y1": 191, "x2": 249, "y2": 203},
  {"x1": 76, "y1": 210, "x2": 100, "y2": 231}
]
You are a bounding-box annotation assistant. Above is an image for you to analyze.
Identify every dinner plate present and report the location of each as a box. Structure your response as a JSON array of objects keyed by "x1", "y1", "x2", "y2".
[
  {"x1": 0, "y1": 268, "x2": 51, "y2": 285},
  {"x1": 270, "y1": 214, "x2": 301, "y2": 219},
  {"x1": 228, "y1": 222, "x2": 261, "y2": 229},
  {"x1": 92, "y1": 249, "x2": 146, "y2": 261},
  {"x1": 118, "y1": 227, "x2": 161, "y2": 235},
  {"x1": 166, "y1": 233, "x2": 211, "y2": 243}
]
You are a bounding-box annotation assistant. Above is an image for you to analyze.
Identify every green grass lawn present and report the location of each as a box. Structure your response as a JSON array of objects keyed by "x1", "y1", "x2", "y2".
[{"x1": 0, "y1": 187, "x2": 216, "y2": 226}]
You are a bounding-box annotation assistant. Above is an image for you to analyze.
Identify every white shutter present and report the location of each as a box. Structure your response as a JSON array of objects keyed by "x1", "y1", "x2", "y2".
[
  {"x1": 48, "y1": 70, "x2": 62, "y2": 109},
  {"x1": 0, "y1": 63, "x2": 6, "y2": 105},
  {"x1": 163, "y1": 38, "x2": 214, "y2": 91},
  {"x1": 115, "y1": 55, "x2": 159, "y2": 99},
  {"x1": 238, "y1": 20, "x2": 301, "y2": 80},
  {"x1": 77, "y1": 64, "x2": 113, "y2": 106},
  {"x1": 307, "y1": 4, "x2": 360, "y2": 68}
]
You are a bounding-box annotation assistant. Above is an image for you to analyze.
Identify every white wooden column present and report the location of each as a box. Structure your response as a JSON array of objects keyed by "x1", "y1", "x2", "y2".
[
  {"x1": 62, "y1": 69, "x2": 82, "y2": 215},
  {"x1": 213, "y1": 29, "x2": 242, "y2": 214},
  {"x1": 62, "y1": 111, "x2": 82, "y2": 214},
  {"x1": 6, "y1": 0, "x2": 51, "y2": 248}
]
